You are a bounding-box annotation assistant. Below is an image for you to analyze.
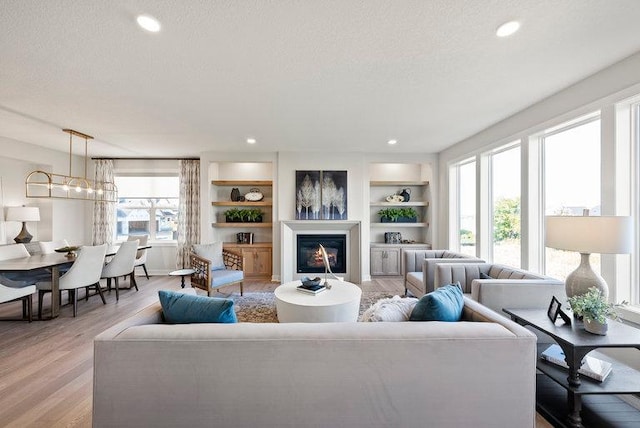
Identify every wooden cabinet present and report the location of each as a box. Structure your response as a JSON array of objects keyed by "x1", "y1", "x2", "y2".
[
  {"x1": 370, "y1": 246, "x2": 401, "y2": 276},
  {"x1": 223, "y1": 243, "x2": 272, "y2": 279},
  {"x1": 370, "y1": 243, "x2": 433, "y2": 277}
]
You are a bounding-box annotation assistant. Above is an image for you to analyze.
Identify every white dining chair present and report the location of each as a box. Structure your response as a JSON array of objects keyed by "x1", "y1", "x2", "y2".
[
  {"x1": 0, "y1": 282, "x2": 36, "y2": 322},
  {"x1": 0, "y1": 243, "x2": 46, "y2": 286},
  {"x1": 38, "y1": 240, "x2": 70, "y2": 254},
  {"x1": 127, "y1": 234, "x2": 149, "y2": 279},
  {"x1": 35, "y1": 244, "x2": 108, "y2": 318},
  {"x1": 101, "y1": 241, "x2": 138, "y2": 301}
]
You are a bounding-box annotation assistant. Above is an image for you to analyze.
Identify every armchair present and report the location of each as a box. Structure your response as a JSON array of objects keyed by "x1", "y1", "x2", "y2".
[
  {"x1": 403, "y1": 249, "x2": 484, "y2": 297},
  {"x1": 190, "y1": 245, "x2": 244, "y2": 296},
  {"x1": 433, "y1": 262, "x2": 565, "y2": 315}
]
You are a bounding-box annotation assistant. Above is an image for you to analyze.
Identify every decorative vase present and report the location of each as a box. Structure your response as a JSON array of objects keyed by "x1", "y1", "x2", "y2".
[
  {"x1": 230, "y1": 188, "x2": 241, "y2": 201},
  {"x1": 584, "y1": 318, "x2": 608, "y2": 335},
  {"x1": 399, "y1": 188, "x2": 411, "y2": 202}
]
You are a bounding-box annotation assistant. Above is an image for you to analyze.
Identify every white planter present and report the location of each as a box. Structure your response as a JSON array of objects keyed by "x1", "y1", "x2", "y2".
[{"x1": 584, "y1": 318, "x2": 608, "y2": 335}]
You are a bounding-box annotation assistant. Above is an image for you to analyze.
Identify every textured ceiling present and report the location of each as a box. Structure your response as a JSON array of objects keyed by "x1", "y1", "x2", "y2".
[{"x1": 1, "y1": 0, "x2": 640, "y2": 157}]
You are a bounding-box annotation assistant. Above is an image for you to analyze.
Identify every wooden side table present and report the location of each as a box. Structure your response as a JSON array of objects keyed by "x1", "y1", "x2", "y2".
[{"x1": 169, "y1": 268, "x2": 196, "y2": 288}]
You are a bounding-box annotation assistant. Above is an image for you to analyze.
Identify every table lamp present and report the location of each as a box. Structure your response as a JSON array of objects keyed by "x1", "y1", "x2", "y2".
[
  {"x1": 6, "y1": 206, "x2": 40, "y2": 243},
  {"x1": 545, "y1": 215, "x2": 633, "y2": 299}
]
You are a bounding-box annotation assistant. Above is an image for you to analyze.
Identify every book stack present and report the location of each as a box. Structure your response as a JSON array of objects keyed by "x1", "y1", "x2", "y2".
[
  {"x1": 541, "y1": 344, "x2": 613, "y2": 382},
  {"x1": 296, "y1": 283, "x2": 326, "y2": 295}
]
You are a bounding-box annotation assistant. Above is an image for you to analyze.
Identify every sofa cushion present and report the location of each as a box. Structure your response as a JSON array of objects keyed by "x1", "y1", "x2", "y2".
[
  {"x1": 211, "y1": 269, "x2": 244, "y2": 287},
  {"x1": 409, "y1": 283, "x2": 464, "y2": 322},
  {"x1": 360, "y1": 296, "x2": 419, "y2": 322},
  {"x1": 479, "y1": 272, "x2": 492, "y2": 279},
  {"x1": 158, "y1": 290, "x2": 237, "y2": 323},
  {"x1": 193, "y1": 242, "x2": 226, "y2": 271}
]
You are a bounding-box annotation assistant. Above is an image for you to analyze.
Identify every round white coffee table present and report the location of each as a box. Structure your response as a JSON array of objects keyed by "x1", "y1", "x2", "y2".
[{"x1": 274, "y1": 279, "x2": 362, "y2": 323}]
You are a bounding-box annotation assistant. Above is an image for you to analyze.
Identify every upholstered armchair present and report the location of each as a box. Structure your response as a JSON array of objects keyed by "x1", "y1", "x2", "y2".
[
  {"x1": 190, "y1": 243, "x2": 244, "y2": 296},
  {"x1": 403, "y1": 249, "x2": 484, "y2": 297},
  {"x1": 433, "y1": 262, "x2": 565, "y2": 315}
]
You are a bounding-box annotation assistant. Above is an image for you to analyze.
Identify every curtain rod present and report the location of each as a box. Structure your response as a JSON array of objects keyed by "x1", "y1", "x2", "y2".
[{"x1": 91, "y1": 157, "x2": 200, "y2": 160}]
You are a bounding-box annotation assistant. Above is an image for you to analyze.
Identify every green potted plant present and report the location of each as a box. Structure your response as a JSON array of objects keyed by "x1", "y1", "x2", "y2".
[
  {"x1": 567, "y1": 287, "x2": 618, "y2": 335},
  {"x1": 224, "y1": 208, "x2": 263, "y2": 223},
  {"x1": 378, "y1": 207, "x2": 418, "y2": 223}
]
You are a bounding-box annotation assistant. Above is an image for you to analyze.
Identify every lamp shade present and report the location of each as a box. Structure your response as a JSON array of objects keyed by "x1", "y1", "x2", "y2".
[
  {"x1": 545, "y1": 215, "x2": 633, "y2": 254},
  {"x1": 6, "y1": 206, "x2": 40, "y2": 222}
]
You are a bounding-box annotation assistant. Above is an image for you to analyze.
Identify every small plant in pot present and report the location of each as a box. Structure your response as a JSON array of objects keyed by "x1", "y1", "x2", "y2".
[
  {"x1": 567, "y1": 287, "x2": 618, "y2": 335},
  {"x1": 378, "y1": 207, "x2": 418, "y2": 223},
  {"x1": 224, "y1": 208, "x2": 264, "y2": 223}
]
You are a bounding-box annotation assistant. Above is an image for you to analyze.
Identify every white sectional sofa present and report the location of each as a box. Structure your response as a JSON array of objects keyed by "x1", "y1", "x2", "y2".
[{"x1": 93, "y1": 297, "x2": 537, "y2": 428}]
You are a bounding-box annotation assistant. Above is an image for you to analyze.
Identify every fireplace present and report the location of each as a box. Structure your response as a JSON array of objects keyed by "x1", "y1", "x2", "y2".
[{"x1": 296, "y1": 234, "x2": 346, "y2": 274}]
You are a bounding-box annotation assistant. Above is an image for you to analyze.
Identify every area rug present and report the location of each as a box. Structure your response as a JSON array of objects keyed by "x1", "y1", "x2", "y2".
[{"x1": 233, "y1": 291, "x2": 396, "y2": 323}]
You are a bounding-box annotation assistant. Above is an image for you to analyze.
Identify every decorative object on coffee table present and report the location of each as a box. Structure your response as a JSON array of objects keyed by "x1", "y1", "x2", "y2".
[
  {"x1": 319, "y1": 244, "x2": 343, "y2": 288},
  {"x1": 568, "y1": 287, "x2": 619, "y2": 335},
  {"x1": 545, "y1": 213, "x2": 633, "y2": 299}
]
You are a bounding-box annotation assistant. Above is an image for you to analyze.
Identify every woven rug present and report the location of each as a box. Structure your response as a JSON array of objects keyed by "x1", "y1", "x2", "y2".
[{"x1": 233, "y1": 291, "x2": 395, "y2": 323}]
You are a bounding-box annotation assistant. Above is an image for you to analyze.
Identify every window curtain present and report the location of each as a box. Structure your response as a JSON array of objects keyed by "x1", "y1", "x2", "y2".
[
  {"x1": 92, "y1": 159, "x2": 115, "y2": 245},
  {"x1": 176, "y1": 159, "x2": 200, "y2": 268}
]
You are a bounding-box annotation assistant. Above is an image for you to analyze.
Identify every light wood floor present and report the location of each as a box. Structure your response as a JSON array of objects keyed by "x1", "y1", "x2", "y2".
[{"x1": 0, "y1": 276, "x2": 552, "y2": 427}]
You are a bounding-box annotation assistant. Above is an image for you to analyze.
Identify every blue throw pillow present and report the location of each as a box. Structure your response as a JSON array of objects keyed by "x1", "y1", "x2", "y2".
[
  {"x1": 409, "y1": 283, "x2": 464, "y2": 322},
  {"x1": 158, "y1": 290, "x2": 237, "y2": 324}
]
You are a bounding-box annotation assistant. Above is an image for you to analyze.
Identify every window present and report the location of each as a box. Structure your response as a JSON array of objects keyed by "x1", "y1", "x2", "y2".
[
  {"x1": 114, "y1": 176, "x2": 179, "y2": 241},
  {"x1": 457, "y1": 159, "x2": 477, "y2": 256},
  {"x1": 543, "y1": 116, "x2": 601, "y2": 279},
  {"x1": 490, "y1": 143, "x2": 521, "y2": 267}
]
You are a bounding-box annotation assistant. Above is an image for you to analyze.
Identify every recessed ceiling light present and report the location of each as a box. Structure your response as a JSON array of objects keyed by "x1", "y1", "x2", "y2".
[
  {"x1": 496, "y1": 21, "x2": 520, "y2": 37},
  {"x1": 137, "y1": 15, "x2": 161, "y2": 33},
  {"x1": 387, "y1": 139, "x2": 398, "y2": 145},
  {"x1": 246, "y1": 138, "x2": 257, "y2": 144}
]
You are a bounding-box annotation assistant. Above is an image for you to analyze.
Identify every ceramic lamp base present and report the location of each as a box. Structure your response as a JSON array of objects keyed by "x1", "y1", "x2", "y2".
[
  {"x1": 13, "y1": 222, "x2": 33, "y2": 243},
  {"x1": 565, "y1": 252, "x2": 608, "y2": 299}
]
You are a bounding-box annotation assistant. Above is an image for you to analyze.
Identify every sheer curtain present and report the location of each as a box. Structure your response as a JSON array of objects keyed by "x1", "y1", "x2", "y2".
[
  {"x1": 92, "y1": 159, "x2": 115, "y2": 245},
  {"x1": 176, "y1": 159, "x2": 200, "y2": 268}
]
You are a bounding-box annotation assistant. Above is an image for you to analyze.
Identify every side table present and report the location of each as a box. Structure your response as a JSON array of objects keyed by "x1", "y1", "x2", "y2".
[
  {"x1": 504, "y1": 308, "x2": 640, "y2": 428},
  {"x1": 169, "y1": 268, "x2": 196, "y2": 288}
]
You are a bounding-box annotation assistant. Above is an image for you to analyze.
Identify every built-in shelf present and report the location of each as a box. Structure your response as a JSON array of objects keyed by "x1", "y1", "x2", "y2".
[
  {"x1": 212, "y1": 223, "x2": 273, "y2": 228},
  {"x1": 370, "y1": 201, "x2": 429, "y2": 207},
  {"x1": 370, "y1": 180, "x2": 429, "y2": 186},
  {"x1": 212, "y1": 200, "x2": 273, "y2": 207},
  {"x1": 212, "y1": 180, "x2": 272, "y2": 186},
  {"x1": 371, "y1": 222, "x2": 429, "y2": 228}
]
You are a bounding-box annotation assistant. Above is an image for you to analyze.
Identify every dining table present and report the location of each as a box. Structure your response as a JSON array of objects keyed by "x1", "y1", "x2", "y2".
[
  {"x1": 0, "y1": 252, "x2": 73, "y2": 319},
  {"x1": 0, "y1": 244, "x2": 152, "y2": 319}
]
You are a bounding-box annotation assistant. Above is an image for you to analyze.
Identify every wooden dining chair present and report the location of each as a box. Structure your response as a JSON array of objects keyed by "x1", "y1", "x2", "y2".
[{"x1": 35, "y1": 244, "x2": 108, "y2": 318}]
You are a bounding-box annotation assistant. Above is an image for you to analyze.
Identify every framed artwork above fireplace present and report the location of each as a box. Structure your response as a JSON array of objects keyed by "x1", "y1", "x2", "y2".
[{"x1": 295, "y1": 170, "x2": 347, "y2": 220}]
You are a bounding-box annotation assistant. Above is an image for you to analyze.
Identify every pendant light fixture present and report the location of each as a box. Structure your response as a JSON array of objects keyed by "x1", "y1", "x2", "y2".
[{"x1": 25, "y1": 129, "x2": 117, "y2": 202}]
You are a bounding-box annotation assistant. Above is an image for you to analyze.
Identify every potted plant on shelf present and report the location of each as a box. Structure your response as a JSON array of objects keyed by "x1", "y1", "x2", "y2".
[
  {"x1": 567, "y1": 287, "x2": 618, "y2": 335},
  {"x1": 224, "y1": 208, "x2": 264, "y2": 223},
  {"x1": 378, "y1": 207, "x2": 418, "y2": 223}
]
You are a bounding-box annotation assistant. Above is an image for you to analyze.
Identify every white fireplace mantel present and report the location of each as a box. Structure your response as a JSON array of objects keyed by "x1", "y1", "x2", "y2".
[{"x1": 280, "y1": 220, "x2": 361, "y2": 284}]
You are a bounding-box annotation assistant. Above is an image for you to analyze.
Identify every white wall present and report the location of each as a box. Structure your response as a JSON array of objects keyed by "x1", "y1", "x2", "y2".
[
  {"x1": 437, "y1": 51, "x2": 640, "y2": 248},
  {"x1": 0, "y1": 137, "x2": 89, "y2": 246}
]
